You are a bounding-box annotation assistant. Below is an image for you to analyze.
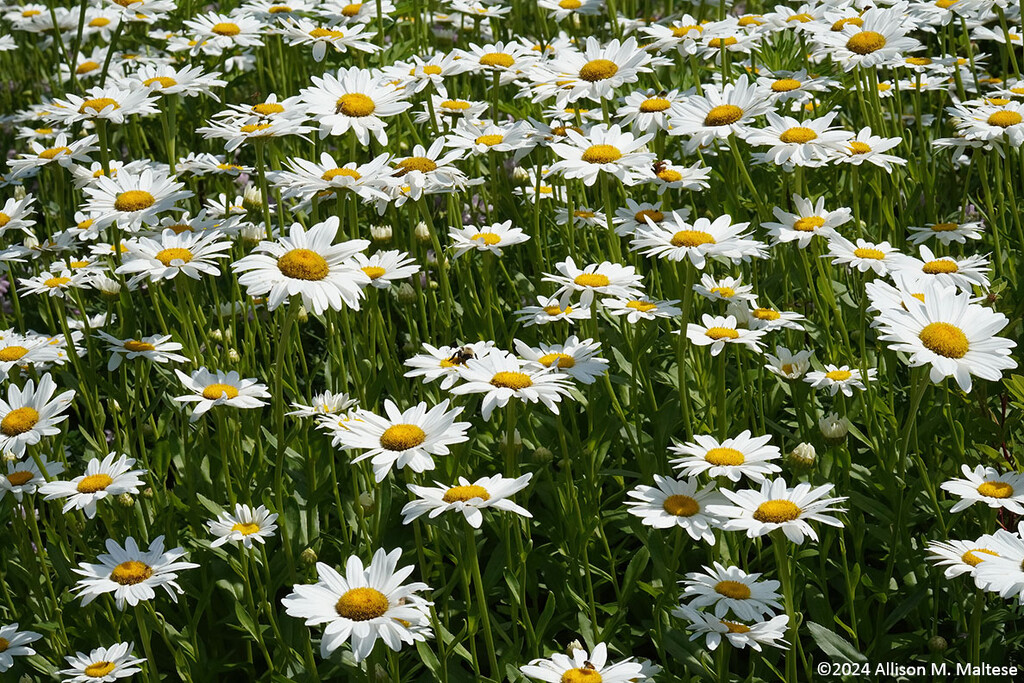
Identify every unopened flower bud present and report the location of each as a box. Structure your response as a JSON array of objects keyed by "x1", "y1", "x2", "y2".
[
  {"x1": 395, "y1": 282, "x2": 416, "y2": 305},
  {"x1": 818, "y1": 412, "x2": 850, "y2": 444},
  {"x1": 414, "y1": 221, "x2": 431, "y2": 242},
  {"x1": 110, "y1": 399, "x2": 121, "y2": 413},
  {"x1": 371, "y1": 224, "x2": 393, "y2": 242},
  {"x1": 532, "y1": 446, "x2": 554, "y2": 464},
  {"x1": 242, "y1": 186, "x2": 263, "y2": 210},
  {"x1": 3, "y1": 450, "x2": 18, "y2": 463},
  {"x1": 786, "y1": 442, "x2": 816, "y2": 472},
  {"x1": 512, "y1": 166, "x2": 531, "y2": 183},
  {"x1": 297, "y1": 306, "x2": 308, "y2": 323},
  {"x1": 142, "y1": 487, "x2": 154, "y2": 499},
  {"x1": 927, "y1": 635, "x2": 947, "y2": 653},
  {"x1": 23, "y1": 234, "x2": 39, "y2": 250},
  {"x1": 227, "y1": 348, "x2": 240, "y2": 363},
  {"x1": 359, "y1": 491, "x2": 375, "y2": 512},
  {"x1": 300, "y1": 547, "x2": 318, "y2": 567},
  {"x1": 117, "y1": 493, "x2": 135, "y2": 508},
  {"x1": 13, "y1": 185, "x2": 27, "y2": 201},
  {"x1": 565, "y1": 639, "x2": 584, "y2": 655},
  {"x1": 209, "y1": 329, "x2": 224, "y2": 342}
]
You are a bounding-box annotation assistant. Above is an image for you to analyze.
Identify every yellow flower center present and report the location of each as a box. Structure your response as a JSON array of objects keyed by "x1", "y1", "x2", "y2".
[
  {"x1": 0, "y1": 346, "x2": 28, "y2": 362},
  {"x1": 704, "y1": 447, "x2": 745, "y2": 466},
  {"x1": 771, "y1": 78, "x2": 802, "y2": 92},
  {"x1": 988, "y1": 111, "x2": 1023, "y2": 128},
  {"x1": 39, "y1": 146, "x2": 71, "y2": 159},
  {"x1": 793, "y1": 216, "x2": 825, "y2": 232},
  {"x1": 671, "y1": 230, "x2": 716, "y2": 247},
  {"x1": 475, "y1": 134, "x2": 504, "y2": 147},
  {"x1": 89, "y1": 17, "x2": 111, "y2": 26},
  {"x1": 6, "y1": 470, "x2": 34, "y2": 486},
  {"x1": 853, "y1": 247, "x2": 885, "y2": 259},
  {"x1": 961, "y1": 548, "x2": 998, "y2": 566},
  {"x1": 253, "y1": 103, "x2": 285, "y2": 115},
  {"x1": 671, "y1": 25, "x2": 702, "y2": 37},
  {"x1": 79, "y1": 97, "x2": 120, "y2": 114},
  {"x1": 203, "y1": 383, "x2": 239, "y2": 400},
  {"x1": 561, "y1": 669, "x2": 603, "y2": 683},
  {"x1": 918, "y1": 322, "x2": 969, "y2": 358},
  {"x1": 662, "y1": 494, "x2": 699, "y2": 517},
  {"x1": 922, "y1": 259, "x2": 958, "y2": 274},
  {"x1": 580, "y1": 144, "x2": 622, "y2": 164},
  {"x1": 231, "y1": 522, "x2": 262, "y2": 535},
  {"x1": 573, "y1": 273, "x2": 611, "y2": 287},
  {"x1": 708, "y1": 37, "x2": 738, "y2": 48},
  {"x1": 335, "y1": 587, "x2": 389, "y2": 620},
  {"x1": 710, "y1": 287, "x2": 735, "y2": 298},
  {"x1": 44, "y1": 276, "x2": 71, "y2": 288},
  {"x1": 154, "y1": 247, "x2": 193, "y2": 266},
  {"x1": 269, "y1": 5, "x2": 293, "y2": 12},
  {"x1": 471, "y1": 232, "x2": 502, "y2": 245},
  {"x1": 635, "y1": 209, "x2": 664, "y2": 224},
  {"x1": 240, "y1": 124, "x2": 272, "y2": 134},
  {"x1": 490, "y1": 371, "x2": 533, "y2": 389},
  {"x1": 422, "y1": 65, "x2": 442, "y2": 76},
  {"x1": 753, "y1": 499, "x2": 802, "y2": 523},
  {"x1": 0, "y1": 213, "x2": 9, "y2": 228},
  {"x1": 336, "y1": 93, "x2": 376, "y2": 117},
  {"x1": 0, "y1": 637, "x2": 7, "y2": 652},
  {"x1": 930, "y1": 223, "x2": 958, "y2": 232},
  {"x1": 143, "y1": 76, "x2": 177, "y2": 88},
  {"x1": 479, "y1": 52, "x2": 515, "y2": 68},
  {"x1": 440, "y1": 99, "x2": 471, "y2": 110},
  {"x1": 211, "y1": 22, "x2": 241, "y2": 36},
  {"x1": 309, "y1": 27, "x2": 346, "y2": 38},
  {"x1": 278, "y1": 248, "x2": 330, "y2": 280},
  {"x1": 977, "y1": 481, "x2": 1013, "y2": 499},
  {"x1": 544, "y1": 304, "x2": 571, "y2": 316},
  {"x1": 846, "y1": 31, "x2": 887, "y2": 55},
  {"x1": 110, "y1": 560, "x2": 154, "y2": 585},
  {"x1": 579, "y1": 59, "x2": 619, "y2": 82},
  {"x1": 705, "y1": 327, "x2": 739, "y2": 340},
  {"x1": 787, "y1": 12, "x2": 813, "y2": 22},
  {"x1": 395, "y1": 156, "x2": 438, "y2": 174},
  {"x1": 704, "y1": 104, "x2": 744, "y2": 126},
  {"x1": 1, "y1": 407, "x2": 39, "y2": 436},
  {"x1": 539, "y1": 353, "x2": 575, "y2": 368},
  {"x1": 722, "y1": 620, "x2": 751, "y2": 633},
  {"x1": 826, "y1": 370, "x2": 852, "y2": 381},
  {"x1": 657, "y1": 169, "x2": 682, "y2": 182},
  {"x1": 361, "y1": 266, "x2": 386, "y2": 279},
  {"x1": 84, "y1": 661, "x2": 117, "y2": 677},
  {"x1": 114, "y1": 190, "x2": 155, "y2": 212},
  {"x1": 715, "y1": 580, "x2": 752, "y2": 599},
  {"x1": 379, "y1": 424, "x2": 427, "y2": 451},
  {"x1": 833, "y1": 17, "x2": 864, "y2": 30},
  {"x1": 76, "y1": 61, "x2": 101, "y2": 75},
  {"x1": 77, "y1": 473, "x2": 114, "y2": 493},
  {"x1": 779, "y1": 126, "x2": 818, "y2": 143},
  {"x1": 626, "y1": 300, "x2": 656, "y2": 312},
  {"x1": 558, "y1": 0, "x2": 581, "y2": 7},
  {"x1": 124, "y1": 340, "x2": 157, "y2": 353},
  {"x1": 442, "y1": 484, "x2": 490, "y2": 503},
  {"x1": 848, "y1": 141, "x2": 872, "y2": 154},
  {"x1": 322, "y1": 168, "x2": 361, "y2": 182},
  {"x1": 752, "y1": 308, "x2": 781, "y2": 320},
  {"x1": 341, "y1": 3, "x2": 362, "y2": 16}
]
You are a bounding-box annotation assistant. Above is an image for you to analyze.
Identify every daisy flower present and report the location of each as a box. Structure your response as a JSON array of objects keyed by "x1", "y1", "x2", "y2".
[
  {"x1": 352, "y1": 250, "x2": 419, "y2": 289},
  {"x1": 0, "y1": 373, "x2": 75, "y2": 457},
  {"x1": 300, "y1": 66, "x2": 411, "y2": 144},
  {"x1": 927, "y1": 531, "x2": 1023, "y2": 582},
  {"x1": 811, "y1": 4, "x2": 922, "y2": 71},
  {"x1": 116, "y1": 229, "x2": 232, "y2": 286},
  {"x1": 126, "y1": 63, "x2": 226, "y2": 99},
  {"x1": 746, "y1": 110, "x2": 853, "y2": 168},
  {"x1": 616, "y1": 88, "x2": 687, "y2": 134},
  {"x1": 281, "y1": 548, "x2": 432, "y2": 662},
  {"x1": 39, "y1": 452, "x2": 145, "y2": 519},
  {"x1": 763, "y1": 348, "x2": 814, "y2": 380},
  {"x1": 402, "y1": 473, "x2": 533, "y2": 528},
  {"x1": 73, "y1": 536, "x2": 198, "y2": 610},
  {"x1": 892, "y1": 245, "x2": 991, "y2": 293},
  {"x1": 971, "y1": 525, "x2": 1024, "y2": 600},
  {"x1": 907, "y1": 220, "x2": 984, "y2": 245},
  {"x1": 949, "y1": 100, "x2": 1024, "y2": 146},
  {"x1": 449, "y1": 352, "x2": 574, "y2": 421},
  {"x1": 18, "y1": 269, "x2": 90, "y2": 298},
  {"x1": 515, "y1": 296, "x2": 592, "y2": 327},
  {"x1": 630, "y1": 213, "x2": 766, "y2": 268},
  {"x1": 333, "y1": 399, "x2": 470, "y2": 482},
  {"x1": 520, "y1": 642, "x2": 645, "y2": 683},
  {"x1": 542, "y1": 257, "x2": 644, "y2": 306},
  {"x1": 624, "y1": 475, "x2": 726, "y2": 542},
  {"x1": 670, "y1": 430, "x2": 782, "y2": 483},
  {"x1": 548, "y1": 123, "x2": 655, "y2": 186},
  {"x1": 804, "y1": 364, "x2": 875, "y2": 396},
  {"x1": 825, "y1": 235, "x2": 899, "y2": 275},
  {"x1": 763, "y1": 195, "x2": 852, "y2": 248},
  {"x1": 940, "y1": 464, "x2": 1024, "y2": 514},
  {"x1": 837, "y1": 127, "x2": 907, "y2": 171},
  {"x1": 693, "y1": 275, "x2": 756, "y2": 303},
  {"x1": 46, "y1": 85, "x2": 158, "y2": 125},
  {"x1": 280, "y1": 19, "x2": 379, "y2": 62},
  {"x1": 675, "y1": 606, "x2": 789, "y2": 652},
  {"x1": 58, "y1": 642, "x2": 146, "y2": 683},
  {"x1": 685, "y1": 314, "x2": 765, "y2": 356},
  {"x1": 449, "y1": 220, "x2": 530, "y2": 257},
  {"x1": 183, "y1": 11, "x2": 265, "y2": 52},
  {"x1": 514, "y1": 335, "x2": 608, "y2": 385},
  {"x1": 0, "y1": 333, "x2": 63, "y2": 380},
  {"x1": 731, "y1": 300, "x2": 806, "y2": 332},
  {"x1": 403, "y1": 341, "x2": 498, "y2": 390},
  {"x1": 681, "y1": 562, "x2": 783, "y2": 621},
  {"x1": 287, "y1": 391, "x2": 358, "y2": 419},
  {"x1": 1, "y1": 456, "x2": 63, "y2": 502},
  {"x1": 875, "y1": 285, "x2": 1016, "y2": 392},
  {"x1": 0, "y1": 624, "x2": 42, "y2": 673},
  {"x1": 82, "y1": 168, "x2": 191, "y2": 232},
  {"x1": 651, "y1": 160, "x2": 712, "y2": 193},
  {"x1": 7, "y1": 132, "x2": 99, "y2": 180},
  {"x1": 443, "y1": 120, "x2": 535, "y2": 158},
  {"x1": 0, "y1": 194, "x2": 37, "y2": 236},
  {"x1": 271, "y1": 152, "x2": 392, "y2": 204},
  {"x1": 94, "y1": 331, "x2": 188, "y2": 371},
  {"x1": 537, "y1": 0, "x2": 604, "y2": 22},
  {"x1": 173, "y1": 368, "x2": 270, "y2": 422},
  {"x1": 603, "y1": 297, "x2": 682, "y2": 323},
  {"x1": 208, "y1": 504, "x2": 279, "y2": 548},
  {"x1": 232, "y1": 217, "x2": 370, "y2": 314},
  {"x1": 668, "y1": 75, "x2": 772, "y2": 151},
  {"x1": 709, "y1": 478, "x2": 847, "y2": 544}
]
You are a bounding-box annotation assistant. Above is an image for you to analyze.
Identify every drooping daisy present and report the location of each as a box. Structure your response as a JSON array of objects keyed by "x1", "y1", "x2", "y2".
[
  {"x1": 940, "y1": 464, "x2": 1024, "y2": 514},
  {"x1": 449, "y1": 220, "x2": 530, "y2": 257},
  {"x1": 208, "y1": 504, "x2": 279, "y2": 549},
  {"x1": 685, "y1": 315, "x2": 765, "y2": 356},
  {"x1": 449, "y1": 352, "x2": 574, "y2": 421},
  {"x1": 763, "y1": 195, "x2": 852, "y2": 248},
  {"x1": 333, "y1": 399, "x2": 470, "y2": 482},
  {"x1": 603, "y1": 297, "x2": 682, "y2": 323},
  {"x1": 710, "y1": 478, "x2": 847, "y2": 544},
  {"x1": 0, "y1": 373, "x2": 75, "y2": 457},
  {"x1": 0, "y1": 624, "x2": 42, "y2": 673},
  {"x1": 514, "y1": 335, "x2": 608, "y2": 384},
  {"x1": 542, "y1": 257, "x2": 644, "y2": 306},
  {"x1": 352, "y1": 250, "x2": 420, "y2": 289},
  {"x1": 74, "y1": 536, "x2": 198, "y2": 610},
  {"x1": 520, "y1": 642, "x2": 645, "y2": 683},
  {"x1": 670, "y1": 431, "x2": 782, "y2": 483},
  {"x1": 82, "y1": 168, "x2": 191, "y2": 232},
  {"x1": 402, "y1": 473, "x2": 533, "y2": 528},
  {"x1": 875, "y1": 285, "x2": 1016, "y2": 392},
  {"x1": 630, "y1": 213, "x2": 766, "y2": 268},
  {"x1": 625, "y1": 475, "x2": 726, "y2": 543},
  {"x1": 403, "y1": 341, "x2": 499, "y2": 391},
  {"x1": 232, "y1": 217, "x2": 370, "y2": 314},
  {"x1": 58, "y1": 642, "x2": 146, "y2": 683},
  {"x1": 548, "y1": 123, "x2": 655, "y2": 186},
  {"x1": 39, "y1": 452, "x2": 145, "y2": 519},
  {"x1": 1, "y1": 456, "x2": 63, "y2": 502},
  {"x1": 681, "y1": 562, "x2": 783, "y2": 621},
  {"x1": 668, "y1": 75, "x2": 772, "y2": 151},
  {"x1": 675, "y1": 606, "x2": 789, "y2": 652},
  {"x1": 281, "y1": 548, "x2": 433, "y2": 662},
  {"x1": 763, "y1": 347, "x2": 814, "y2": 380},
  {"x1": 804, "y1": 364, "x2": 876, "y2": 397},
  {"x1": 94, "y1": 332, "x2": 188, "y2": 371},
  {"x1": 173, "y1": 368, "x2": 270, "y2": 422}
]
